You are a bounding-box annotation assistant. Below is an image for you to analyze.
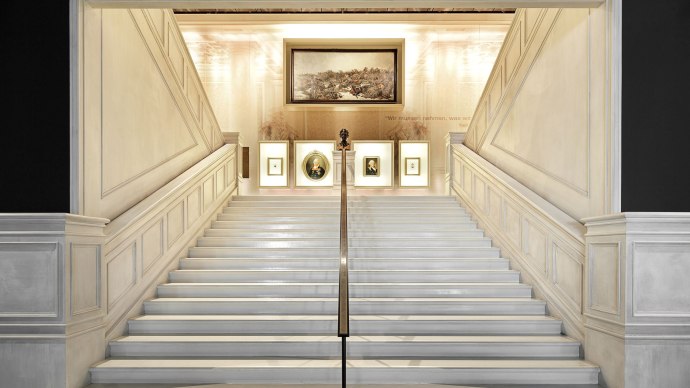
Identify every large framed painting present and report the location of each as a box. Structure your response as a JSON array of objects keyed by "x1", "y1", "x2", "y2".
[{"x1": 285, "y1": 39, "x2": 404, "y2": 106}]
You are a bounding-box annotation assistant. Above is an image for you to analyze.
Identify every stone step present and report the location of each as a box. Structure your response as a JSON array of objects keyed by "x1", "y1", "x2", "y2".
[
  {"x1": 187, "y1": 247, "x2": 501, "y2": 259},
  {"x1": 222, "y1": 207, "x2": 468, "y2": 214},
  {"x1": 90, "y1": 359, "x2": 599, "y2": 385},
  {"x1": 109, "y1": 335, "x2": 580, "y2": 359},
  {"x1": 215, "y1": 214, "x2": 473, "y2": 223},
  {"x1": 144, "y1": 297, "x2": 544, "y2": 315},
  {"x1": 210, "y1": 220, "x2": 478, "y2": 231},
  {"x1": 203, "y1": 229, "x2": 485, "y2": 238},
  {"x1": 155, "y1": 282, "x2": 532, "y2": 298},
  {"x1": 167, "y1": 269, "x2": 518, "y2": 283},
  {"x1": 128, "y1": 314, "x2": 562, "y2": 335},
  {"x1": 178, "y1": 257, "x2": 510, "y2": 270},
  {"x1": 195, "y1": 237, "x2": 493, "y2": 248}
]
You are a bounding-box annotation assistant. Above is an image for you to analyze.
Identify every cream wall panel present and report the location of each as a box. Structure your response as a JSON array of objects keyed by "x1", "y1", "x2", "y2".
[
  {"x1": 473, "y1": 176, "x2": 486, "y2": 212},
  {"x1": 141, "y1": 221, "x2": 163, "y2": 272},
  {"x1": 145, "y1": 9, "x2": 165, "y2": 44},
  {"x1": 552, "y1": 243, "x2": 583, "y2": 312},
  {"x1": 70, "y1": 244, "x2": 101, "y2": 315},
  {"x1": 187, "y1": 188, "x2": 202, "y2": 227},
  {"x1": 215, "y1": 167, "x2": 226, "y2": 197},
  {"x1": 167, "y1": 26, "x2": 186, "y2": 85},
  {"x1": 451, "y1": 144, "x2": 587, "y2": 340},
  {"x1": 101, "y1": 10, "x2": 198, "y2": 194},
  {"x1": 166, "y1": 202, "x2": 185, "y2": 248},
  {"x1": 0, "y1": 243, "x2": 59, "y2": 317},
  {"x1": 588, "y1": 242, "x2": 620, "y2": 315},
  {"x1": 203, "y1": 177, "x2": 214, "y2": 210},
  {"x1": 523, "y1": 219, "x2": 548, "y2": 275},
  {"x1": 503, "y1": 201, "x2": 521, "y2": 248},
  {"x1": 487, "y1": 187, "x2": 502, "y2": 227},
  {"x1": 632, "y1": 242, "x2": 690, "y2": 317},
  {"x1": 82, "y1": 8, "x2": 224, "y2": 219},
  {"x1": 464, "y1": 7, "x2": 612, "y2": 220},
  {"x1": 106, "y1": 244, "x2": 136, "y2": 308}
]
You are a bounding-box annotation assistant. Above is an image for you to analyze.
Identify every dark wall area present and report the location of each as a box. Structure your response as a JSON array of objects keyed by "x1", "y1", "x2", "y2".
[
  {"x1": 622, "y1": 0, "x2": 690, "y2": 211},
  {"x1": 0, "y1": 3, "x2": 71, "y2": 212}
]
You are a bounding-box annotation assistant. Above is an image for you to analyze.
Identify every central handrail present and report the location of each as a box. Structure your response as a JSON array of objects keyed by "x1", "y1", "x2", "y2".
[{"x1": 337, "y1": 128, "x2": 350, "y2": 388}]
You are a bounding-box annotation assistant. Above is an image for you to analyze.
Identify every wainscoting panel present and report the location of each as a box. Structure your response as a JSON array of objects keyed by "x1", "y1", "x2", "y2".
[
  {"x1": 0, "y1": 242, "x2": 60, "y2": 318},
  {"x1": 451, "y1": 144, "x2": 586, "y2": 340},
  {"x1": 102, "y1": 145, "x2": 238, "y2": 340},
  {"x1": 70, "y1": 244, "x2": 101, "y2": 316}
]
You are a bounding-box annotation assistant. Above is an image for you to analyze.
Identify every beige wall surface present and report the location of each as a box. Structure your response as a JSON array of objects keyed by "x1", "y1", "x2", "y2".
[
  {"x1": 465, "y1": 6, "x2": 614, "y2": 220},
  {"x1": 177, "y1": 18, "x2": 511, "y2": 193},
  {"x1": 81, "y1": 7, "x2": 224, "y2": 219}
]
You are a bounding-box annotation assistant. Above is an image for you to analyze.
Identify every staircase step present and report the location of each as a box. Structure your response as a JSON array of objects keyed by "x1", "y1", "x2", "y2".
[
  {"x1": 144, "y1": 297, "x2": 544, "y2": 315},
  {"x1": 90, "y1": 359, "x2": 599, "y2": 385},
  {"x1": 109, "y1": 335, "x2": 579, "y2": 358},
  {"x1": 156, "y1": 282, "x2": 532, "y2": 298},
  {"x1": 215, "y1": 214, "x2": 472, "y2": 223},
  {"x1": 195, "y1": 237, "x2": 493, "y2": 248},
  {"x1": 187, "y1": 247, "x2": 501, "y2": 258},
  {"x1": 203, "y1": 229, "x2": 484, "y2": 238},
  {"x1": 223, "y1": 207, "x2": 468, "y2": 215},
  {"x1": 128, "y1": 315, "x2": 563, "y2": 335},
  {"x1": 168, "y1": 269, "x2": 518, "y2": 283},
  {"x1": 179, "y1": 257, "x2": 510, "y2": 270}
]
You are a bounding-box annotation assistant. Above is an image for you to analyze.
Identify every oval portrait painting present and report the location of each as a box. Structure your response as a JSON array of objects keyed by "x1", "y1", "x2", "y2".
[{"x1": 302, "y1": 151, "x2": 330, "y2": 181}]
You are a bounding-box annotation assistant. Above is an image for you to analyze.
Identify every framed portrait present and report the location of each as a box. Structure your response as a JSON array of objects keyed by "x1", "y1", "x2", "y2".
[
  {"x1": 267, "y1": 157, "x2": 283, "y2": 176},
  {"x1": 363, "y1": 156, "x2": 380, "y2": 177},
  {"x1": 302, "y1": 151, "x2": 330, "y2": 181},
  {"x1": 405, "y1": 157, "x2": 421, "y2": 176}
]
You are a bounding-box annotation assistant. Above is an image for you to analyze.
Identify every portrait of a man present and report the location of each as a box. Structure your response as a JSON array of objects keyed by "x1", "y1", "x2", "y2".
[
  {"x1": 364, "y1": 156, "x2": 380, "y2": 176},
  {"x1": 302, "y1": 151, "x2": 329, "y2": 181}
]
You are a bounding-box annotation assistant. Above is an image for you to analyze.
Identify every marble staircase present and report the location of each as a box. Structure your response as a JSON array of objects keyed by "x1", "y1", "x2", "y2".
[{"x1": 89, "y1": 195, "x2": 599, "y2": 385}]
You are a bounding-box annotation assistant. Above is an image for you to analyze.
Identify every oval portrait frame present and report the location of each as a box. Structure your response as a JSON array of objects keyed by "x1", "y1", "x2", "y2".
[{"x1": 302, "y1": 150, "x2": 330, "y2": 181}]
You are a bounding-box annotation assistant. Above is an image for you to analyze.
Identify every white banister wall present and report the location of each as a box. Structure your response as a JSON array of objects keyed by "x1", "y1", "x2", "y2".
[
  {"x1": 583, "y1": 214, "x2": 690, "y2": 388},
  {"x1": 0, "y1": 144, "x2": 238, "y2": 388},
  {"x1": 450, "y1": 144, "x2": 587, "y2": 340}
]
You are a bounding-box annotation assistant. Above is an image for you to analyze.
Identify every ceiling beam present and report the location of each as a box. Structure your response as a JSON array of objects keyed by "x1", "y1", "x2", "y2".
[{"x1": 87, "y1": 0, "x2": 604, "y2": 9}]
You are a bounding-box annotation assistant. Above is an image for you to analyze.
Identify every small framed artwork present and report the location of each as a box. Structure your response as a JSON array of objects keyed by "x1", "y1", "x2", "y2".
[
  {"x1": 267, "y1": 157, "x2": 283, "y2": 176},
  {"x1": 302, "y1": 151, "x2": 330, "y2": 181},
  {"x1": 405, "y1": 157, "x2": 421, "y2": 176},
  {"x1": 363, "y1": 156, "x2": 380, "y2": 177}
]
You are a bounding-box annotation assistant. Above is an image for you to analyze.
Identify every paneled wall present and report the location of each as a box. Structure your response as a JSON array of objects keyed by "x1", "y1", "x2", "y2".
[
  {"x1": 451, "y1": 144, "x2": 587, "y2": 340},
  {"x1": 103, "y1": 144, "x2": 237, "y2": 339},
  {"x1": 177, "y1": 18, "x2": 511, "y2": 193},
  {"x1": 81, "y1": 7, "x2": 224, "y2": 219},
  {"x1": 464, "y1": 6, "x2": 614, "y2": 220}
]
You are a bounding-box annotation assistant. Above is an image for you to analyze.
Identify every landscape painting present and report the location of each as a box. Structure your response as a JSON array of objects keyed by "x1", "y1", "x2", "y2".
[{"x1": 290, "y1": 49, "x2": 397, "y2": 104}]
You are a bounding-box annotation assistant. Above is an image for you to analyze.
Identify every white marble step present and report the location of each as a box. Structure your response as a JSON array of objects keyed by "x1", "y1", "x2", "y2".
[
  {"x1": 195, "y1": 237, "x2": 493, "y2": 248},
  {"x1": 231, "y1": 195, "x2": 454, "y2": 202},
  {"x1": 109, "y1": 335, "x2": 580, "y2": 359},
  {"x1": 203, "y1": 229, "x2": 485, "y2": 238},
  {"x1": 178, "y1": 257, "x2": 510, "y2": 270},
  {"x1": 90, "y1": 359, "x2": 599, "y2": 385},
  {"x1": 223, "y1": 202, "x2": 467, "y2": 215},
  {"x1": 155, "y1": 282, "x2": 532, "y2": 298},
  {"x1": 144, "y1": 297, "x2": 544, "y2": 315},
  {"x1": 167, "y1": 269, "x2": 518, "y2": 283},
  {"x1": 215, "y1": 214, "x2": 473, "y2": 223},
  {"x1": 210, "y1": 220, "x2": 478, "y2": 231},
  {"x1": 128, "y1": 314, "x2": 563, "y2": 335},
  {"x1": 187, "y1": 247, "x2": 501, "y2": 259}
]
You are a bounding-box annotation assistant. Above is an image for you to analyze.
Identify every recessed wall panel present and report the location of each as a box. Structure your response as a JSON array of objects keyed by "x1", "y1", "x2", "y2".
[{"x1": 0, "y1": 243, "x2": 59, "y2": 317}]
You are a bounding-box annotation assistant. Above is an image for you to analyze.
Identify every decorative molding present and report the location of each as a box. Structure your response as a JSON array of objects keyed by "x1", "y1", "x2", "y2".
[
  {"x1": 70, "y1": 243, "x2": 102, "y2": 316},
  {"x1": 450, "y1": 144, "x2": 586, "y2": 340}
]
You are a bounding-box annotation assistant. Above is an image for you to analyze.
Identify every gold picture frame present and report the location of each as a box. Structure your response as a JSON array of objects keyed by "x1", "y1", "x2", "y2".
[
  {"x1": 363, "y1": 156, "x2": 380, "y2": 177},
  {"x1": 302, "y1": 151, "x2": 330, "y2": 181},
  {"x1": 405, "y1": 157, "x2": 421, "y2": 176},
  {"x1": 267, "y1": 157, "x2": 283, "y2": 176}
]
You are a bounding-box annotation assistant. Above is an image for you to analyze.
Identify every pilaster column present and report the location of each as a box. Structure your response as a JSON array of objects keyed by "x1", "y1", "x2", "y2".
[
  {"x1": 0, "y1": 214, "x2": 108, "y2": 388},
  {"x1": 583, "y1": 213, "x2": 690, "y2": 388}
]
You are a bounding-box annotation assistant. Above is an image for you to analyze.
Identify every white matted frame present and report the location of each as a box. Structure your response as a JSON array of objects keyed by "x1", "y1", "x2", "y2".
[
  {"x1": 399, "y1": 140, "x2": 430, "y2": 187},
  {"x1": 294, "y1": 141, "x2": 336, "y2": 188},
  {"x1": 259, "y1": 141, "x2": 289, "y2": 187},
  {"x1": 352, "y1": 140, "x2": 394, "y2": 188}
]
